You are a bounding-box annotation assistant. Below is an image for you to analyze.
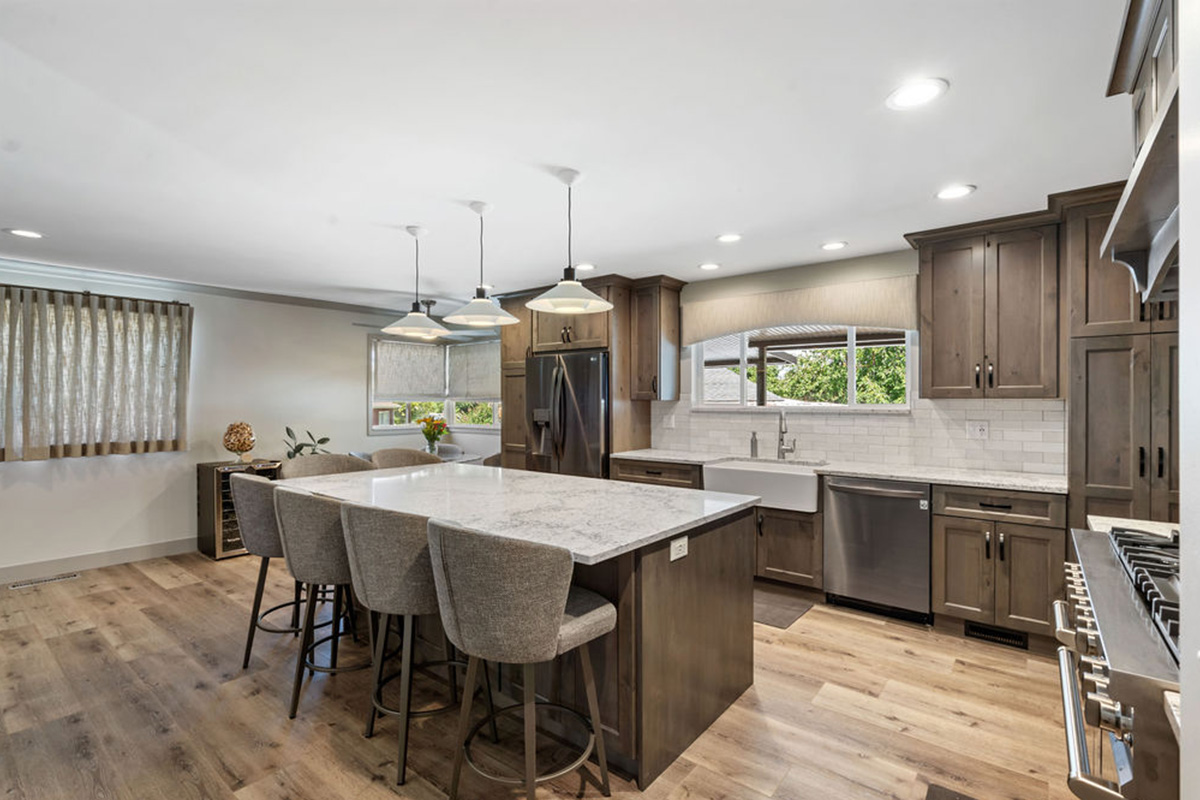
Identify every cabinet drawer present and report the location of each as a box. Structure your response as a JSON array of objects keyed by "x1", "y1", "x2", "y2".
[
  {"x1": 611, "y1": 459, "x2": 702, "y2": 489},
  {"x1": 933, "y1": 485, "x2": 1066, "y2": 528}
]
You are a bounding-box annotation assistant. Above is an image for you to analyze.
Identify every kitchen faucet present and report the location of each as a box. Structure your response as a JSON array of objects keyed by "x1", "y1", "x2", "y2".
[{"x1": 777, "y1": 409, "x2": 795, "y2": 460}]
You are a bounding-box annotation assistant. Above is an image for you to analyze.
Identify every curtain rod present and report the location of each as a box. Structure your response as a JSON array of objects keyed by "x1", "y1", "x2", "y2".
[{"x1": 1, "y1": 282, "x2": 190, "y2": 307}]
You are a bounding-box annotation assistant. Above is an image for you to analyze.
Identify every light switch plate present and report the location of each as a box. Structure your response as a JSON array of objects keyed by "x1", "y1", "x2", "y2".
[
  {"x1": 966, "y1": 421, "x2": 989, "y2": 441},
  {"x1": 669, "y1": 536, "x2": 688, "y2": 561}
]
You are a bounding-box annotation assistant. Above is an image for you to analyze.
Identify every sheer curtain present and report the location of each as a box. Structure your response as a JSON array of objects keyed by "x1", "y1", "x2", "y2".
[
  {"x1": 0, "y1": 285, "x2": 193, "y2": 461},
  {"x1": 447, "y1": 341, "x2": 501, "y2": 401}
]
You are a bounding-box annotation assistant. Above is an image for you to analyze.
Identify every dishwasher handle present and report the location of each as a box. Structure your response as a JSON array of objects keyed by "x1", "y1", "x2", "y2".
[{"x1": 827, "y1": 481, "x2": 927, "y2": 500}]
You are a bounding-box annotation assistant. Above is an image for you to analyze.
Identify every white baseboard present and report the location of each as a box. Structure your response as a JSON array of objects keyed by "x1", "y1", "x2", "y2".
[{"x1": 0, "y1": 538, "x2": 197, "y2": 585}]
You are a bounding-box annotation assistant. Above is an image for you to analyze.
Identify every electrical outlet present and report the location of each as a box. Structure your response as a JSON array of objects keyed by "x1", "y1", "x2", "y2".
[
  {"x1": 967, "y1": 421, "x2": 989, "y2": 441},
  {"x1": 669, "y1": 536, "x2": 688, "y2": 562},
  {"x1": 663, "y1": 414, "x2": 676, "y2": 430}
]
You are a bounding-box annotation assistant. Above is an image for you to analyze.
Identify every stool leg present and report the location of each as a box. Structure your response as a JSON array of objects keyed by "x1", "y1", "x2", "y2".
[
  {"x1": 444, "y1": 635, "x2": 459, "y2": 702},
  {"x1": 364, "y1": 612, "x2": 389, "y2": 738},
  {"x1": 289, "y1": 582, "x2": 318, "y2": 719},
  {"x1": 523, "y1": 663, "x2": 537, "y2": 800},
  {"x1": 291, "y1": 581, "x2": 302, "y2": 636},
  {"x1": 395, "y1": 614, "x2": 415, "y2": 785},
  {"x1": 579, "y1": 643, "x2": 611, "y2": 796},
  {"x1": 346, "y1": 590, "x2": 360, "y2": 643},
  {"x1": 449, "y1": 655, "x2": 481, "y2": 800},
  {"x1": 330, "y1": 585, "x2": 343, "y2": 670},
  {"x1": 481, "y1": 661, "x2": 499, "y2": 743},
  {"x1": 242, "y1": 556, "x2": 270, "y2": 669}
]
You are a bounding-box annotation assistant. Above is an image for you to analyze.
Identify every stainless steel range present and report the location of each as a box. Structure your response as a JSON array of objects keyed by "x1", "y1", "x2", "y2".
[{"x1": 1056, "y1": 527, "x2": 1181, "y2": 800}]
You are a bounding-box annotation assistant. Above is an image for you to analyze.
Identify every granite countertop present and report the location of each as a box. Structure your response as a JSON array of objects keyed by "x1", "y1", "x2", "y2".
[
  {"x1": 1086, "y1": 515, "x2": 1179, "y2": 538},
  {"x1": 280, "y1": 462, "x2": 759, "y2": 565},
  {"x1": 610, "y1": 449, "x2": 1069, "y2": 494}
]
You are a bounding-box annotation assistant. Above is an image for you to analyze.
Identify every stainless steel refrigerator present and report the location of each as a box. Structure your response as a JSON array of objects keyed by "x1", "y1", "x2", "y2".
[{"x1": 526, "y1": 351, "x2": 609, "y2": 478}]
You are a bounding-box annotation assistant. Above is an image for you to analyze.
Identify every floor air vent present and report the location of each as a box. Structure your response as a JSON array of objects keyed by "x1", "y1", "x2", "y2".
[
  {"x1": 963, "y1": 621, "x2": 1028, "y2": 650},
  {"x1": 9, "y1": 572, "x2": 80, "y2": 590}
]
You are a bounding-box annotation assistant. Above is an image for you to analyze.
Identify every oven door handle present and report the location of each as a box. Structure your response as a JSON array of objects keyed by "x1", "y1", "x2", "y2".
[
  {"x1": 1057, "y1": 647, "x2": 1124, "y2": 800},
  {"x1": 1053, "y1": 601, "x2": 1077, "y2": 650}
]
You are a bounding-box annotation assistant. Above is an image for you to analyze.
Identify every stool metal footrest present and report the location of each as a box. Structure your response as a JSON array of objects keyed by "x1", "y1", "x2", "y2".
[
  {"x1": 463, "y1": 701, "x2": 597, "y2": 787},
  {"x1": 302, "y1": 628, "x2": 371, "y2": 674},
  {"x1": 371, "y1": 658, "x2": 469, "y2": 719}
]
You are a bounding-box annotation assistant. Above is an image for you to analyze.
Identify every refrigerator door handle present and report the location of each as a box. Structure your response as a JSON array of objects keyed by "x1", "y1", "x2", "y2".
[{"x1": 551, "y1": 363, "x2": 566, "y2": 460}]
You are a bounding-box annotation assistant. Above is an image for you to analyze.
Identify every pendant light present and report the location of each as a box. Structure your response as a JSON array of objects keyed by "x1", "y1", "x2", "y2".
[
  {"x1": 382, "y1": 226, "x2": 450, "y2": 340},
  {"x1": 525, "y1": 168, "x2": 613, "y2": 315},
  {"x1": 444, "y1": 202, "x2": 519, "y2": 327}
]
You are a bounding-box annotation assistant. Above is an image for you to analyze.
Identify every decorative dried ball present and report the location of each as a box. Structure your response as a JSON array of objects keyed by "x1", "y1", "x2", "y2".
[{"x1": 223, "y1": 422, "x2": 256, "y2": 456}]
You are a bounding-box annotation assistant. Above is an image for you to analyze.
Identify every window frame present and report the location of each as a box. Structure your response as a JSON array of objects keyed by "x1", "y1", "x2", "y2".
[
  {"x1": 366, "y1": 335, "x2": 502, "y2": 436},
  {"x1": 692, "y1": 326, "x2": 914, "y2": 414}
]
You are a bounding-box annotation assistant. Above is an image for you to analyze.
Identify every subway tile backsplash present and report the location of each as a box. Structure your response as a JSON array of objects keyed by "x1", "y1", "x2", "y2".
[{"x1": 650, "y1": 396, "x2": 1066, "y2": 475}]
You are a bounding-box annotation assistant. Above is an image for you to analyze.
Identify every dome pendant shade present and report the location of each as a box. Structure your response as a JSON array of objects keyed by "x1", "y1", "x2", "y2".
[
  {"x1": 445, "y1": 288, "x2": 520, "y2": 327},
  {"x1": 382, "y1": 302, "x2": 450, "y2": 339},
  {"x1": 525, "y1": 267, "x2": 613, "y2": 314}
]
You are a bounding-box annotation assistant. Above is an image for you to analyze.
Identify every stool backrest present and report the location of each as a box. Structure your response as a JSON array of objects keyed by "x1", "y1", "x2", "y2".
[
  {"x1": 279, "y1": 453, "x2": 376, "y2": 480},
  {"x1": 340, "y1": 502, "x2": 439, "y2": 617},
  {"x1": 229, "y1": 473, "x2": 283, "y2": 558},
  {"x1": 427, "y1": 520, "x2": 573, "y2": 664},
  {"x1": 273, "y1": 486, "x2": 351, "y2": 586},
  {"x1": 481, "y1": 453, "x2": 502, "y2": 467},
  {"x1": 434, "y1": 443, "x2": 462, "y2": 458},
  {"x1": 371, "y1": 448, "x2": 442, "y2": 469}
]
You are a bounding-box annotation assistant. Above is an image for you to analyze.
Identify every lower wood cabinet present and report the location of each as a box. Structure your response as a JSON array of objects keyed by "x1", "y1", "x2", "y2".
[
  {"x1": 500, "y1": 367, "x2": 528, "y2": 469},
  {"x1": 932, "y1": 513, "x2": 1065, "y2": 636},
  {"x1": 755, "y1": 507, "x2": 822, "y2": 589},
  {"x1": 610, "y1": 457, "x2": 701, "y2": 489}
]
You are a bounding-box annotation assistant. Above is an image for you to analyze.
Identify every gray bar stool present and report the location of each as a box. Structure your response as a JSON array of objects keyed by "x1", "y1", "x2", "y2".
[
  {"x1": 274, "y1": 485, "x2": 370, "y2": 718},
  {"x1": 370, "y1": 448, "x2": 442, "y2": 469},
  {"x1": 428, "y1": 520, "x2": 614, "y2": 800},
  {"x1": 340, "y1": 501, "x2": 498, "y2": 785},
  {"x1": 229, "y1": 473, "x2": 306, "y2": 668}
]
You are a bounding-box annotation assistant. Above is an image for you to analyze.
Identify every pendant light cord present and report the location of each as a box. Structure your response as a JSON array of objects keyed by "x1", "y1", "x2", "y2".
[
  {"x1": 479, "y1": 214, "x2": 485, "y2": 286},
  {"x1": 567, "y1": 184, "x2": 573, "y2": 269},
  {"x1": 413, "y1": 238, "x2": 421, "y2": 303}
]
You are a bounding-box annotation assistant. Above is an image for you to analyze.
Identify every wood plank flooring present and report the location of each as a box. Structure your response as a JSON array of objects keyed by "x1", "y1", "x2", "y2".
[{"x1": 0, "y1": 553, "x2": 1082, "y2": 800}]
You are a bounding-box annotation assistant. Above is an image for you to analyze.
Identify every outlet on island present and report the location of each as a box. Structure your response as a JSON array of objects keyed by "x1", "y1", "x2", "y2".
[{"x1": 669, "y1": 536, "x2": 688, "y2": 561}]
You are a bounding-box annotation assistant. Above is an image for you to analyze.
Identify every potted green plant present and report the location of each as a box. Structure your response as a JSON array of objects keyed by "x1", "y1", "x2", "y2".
[{"x1": 283, "y1": 427, "x2": 331, "y2": 459}]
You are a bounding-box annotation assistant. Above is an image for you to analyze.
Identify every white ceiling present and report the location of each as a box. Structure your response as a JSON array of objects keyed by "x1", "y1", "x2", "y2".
[{"x1": 0, "y1": 1, "x2": 1131, "y2": 312}]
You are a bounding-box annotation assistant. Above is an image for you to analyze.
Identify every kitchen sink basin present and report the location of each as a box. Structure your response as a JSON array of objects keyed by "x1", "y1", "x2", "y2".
[{"x1": 702, "y1": 459, "x2": 821, "y2": 512}]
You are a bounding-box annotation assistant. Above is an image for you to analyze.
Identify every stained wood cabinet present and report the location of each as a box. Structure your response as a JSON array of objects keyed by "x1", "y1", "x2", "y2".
[
  {"x1": 932, "y1": 486, "x2": 1065, "y2": 636},
  {"x1": 1150, "y1": 333, "x2": 1179, "y2": 521},
  {"x1": 531, "y1": 282, "x2": 612, "y2": 353},
  {"x1": 498, "y1": 294, "x2": 533, "y2": 369},
  {"x1": 498, "y1": 294, "x2": 535, "y2": 469},
  {"x1": 755, "y1": 508, "x2": 822, "y2": 589},
  {"x1": 918, "y1": 226, "x2": 1058, "y2": 398},
  {"x1": 630, "y1": 277, "x2": 683, "y2": 401}
]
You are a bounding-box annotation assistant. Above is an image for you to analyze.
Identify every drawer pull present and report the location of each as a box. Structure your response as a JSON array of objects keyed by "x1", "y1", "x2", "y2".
[
  {"x1": 978, "y1": 501, "x2": 1013, "y2": 511},
  {"x1": 644, "y1": 469, "x2": 663, "y2": 476}
]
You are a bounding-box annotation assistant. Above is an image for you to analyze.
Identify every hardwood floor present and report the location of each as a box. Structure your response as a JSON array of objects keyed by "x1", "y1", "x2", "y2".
[{"x1": 0, "y1": 553, "x2": 1080, "y2": 800}]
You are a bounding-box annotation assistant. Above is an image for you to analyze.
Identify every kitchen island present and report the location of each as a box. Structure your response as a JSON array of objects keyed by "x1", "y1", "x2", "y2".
[{"x1": 282, "y1": 463, "x2": 759, "y2": 788}]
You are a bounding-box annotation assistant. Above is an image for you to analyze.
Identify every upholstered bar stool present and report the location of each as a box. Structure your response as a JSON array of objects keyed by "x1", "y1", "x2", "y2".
[
  {"x1": 370, "y1": 448, "x2": 442, "y2": 469},
  {"x1": 427, "y1": 520, "x2": 615, "y2": 800},
  {"x1": 340, "y1": 501, "x2": 498, "y2": 785},
  {"x1": 278, "y1": 453, "x2": 376, "y2": 479},
  {"x1": 229, "y1": 474, "x2": 320, "y2": 668},
  {"x1": 274, "y1": 485, "x2": 371, "y2": 718}
]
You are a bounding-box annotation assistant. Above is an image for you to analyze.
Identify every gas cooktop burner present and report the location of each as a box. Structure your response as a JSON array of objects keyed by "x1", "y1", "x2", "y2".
[{"x1": 1109, "y1": 528, "x2": 1181, "y2": 664}]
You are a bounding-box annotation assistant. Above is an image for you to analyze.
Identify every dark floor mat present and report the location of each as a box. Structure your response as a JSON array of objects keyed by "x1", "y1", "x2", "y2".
[
  {"x1": 925, "y1": 784, "x2": 978, "y2": 800},
  {"x1": 753, "y1": 584, "x2": 814, "y2": 629}
]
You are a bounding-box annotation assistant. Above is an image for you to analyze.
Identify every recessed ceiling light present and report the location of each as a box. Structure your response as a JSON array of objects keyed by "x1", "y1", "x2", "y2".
[
  {"x1": 575, "y1": 263, "x2": 596, "y2": 271},
  {"x1": 821, "y1": 241, "x2": 848, "y2": 251},
  {"x1": 936, "y1": 183, "x2": 977, "y2": 200},
  {"x1": 716, "y1": 233, "x2": 742, "y2": 244},
  {"x1": 4, "y1": 228, "x2": 44, "y2": 239},
  {"x1": 886, "y1": 78, "x2": 949, "y2": 110},
  {"x1": 699, "y1": 263, "x2": 720, "y2": 271}
]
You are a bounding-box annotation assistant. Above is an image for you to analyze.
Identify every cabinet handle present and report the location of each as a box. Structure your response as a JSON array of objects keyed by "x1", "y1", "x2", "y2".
[
  {"x1": 644, "y1": 469, "x2": 663, "y2": 476},
  {"x1": 560, "y1": 326, "x2": 569, "y2": 343},
  {"x1": 985, "y1": 530, "x2": 992, "y2": 560},
  {"x1": 986, "y1": 362, "x2": 994, "y2": 389},
  {"x1": 999, "y1": 532, "x2": 1006, "y2": 561},
  {"x1": 757, "y1": 513, "x2": 764, "y2": 537},
  {"x1": 651, "y1": 375, "x2": 658, "y2": 394},
  {"x1": 1139, "y1": 446, "x2": 1146, "y2": 478},
  {"x1": 567, "y1": 325, "x2": 574, "y2": 342},
  {"x1": 1158, "y1": 447, "x2": 1165, "y2": 479},
  {"x1": 974, "y1": 364, "x2": 981, "y2": 388},
  {"x1": 979, "y1": 501, "x2": 1013, "y2": 511}
]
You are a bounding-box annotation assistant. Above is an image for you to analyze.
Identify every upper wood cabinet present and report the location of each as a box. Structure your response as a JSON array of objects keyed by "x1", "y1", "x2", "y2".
[
  {"x1": 498, "y1": 294, "x2": 534, "y2": 369},
  {"x1": 1150, "y1": 333, "x2": 1179, "y2": 521},
  {"x1": 918, "y1": 225, "x2": 1058, "y2": 399},
  {"x1": 531, "y1": 281, "x2": 612, "y2": 353},
  {"x1": 1066, "y1": 201, "x2": 1152, "y2": 337},
  {"x1": 630, "y1": 277, "x2": 684, "y2": 402}
]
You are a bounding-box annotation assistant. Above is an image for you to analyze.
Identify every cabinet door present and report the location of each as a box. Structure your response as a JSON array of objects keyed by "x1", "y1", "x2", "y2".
[
  {"x1": 531, "y1": 288, "x2": 612, "y2": 352},
  {"x1": 932, "y1": 516, "x2": 994, "y2": 623},
  {"x1": 1150, "y1": 299, "x2": 1179, "y2": 333},
  {"x1": 1066, "y1": 202, "x2": 1152, "y2": 337},
  {"x1": 500, "y1": 367, "x2": 527, "y2": 469},
  {"x1": 499, "y1": 294, "x2": 533, "y2": 369},
  {"x1": 984, "y1": 226, "x2": 1058, "y2": 397},
  {"x1": 1068, "y1": 336, "x2": 1152, "y2": 527},
  {"x1": 1151, "y1": 333, "x2": 1179, "y2": 522},
  {"x1": 919, "y1": 236, "x2": 986, "y2": 398},
  {"x1": 532, "y1": 311, "x2": 573, "y2": 352},
  {"x1": 994, "y1": 523, "x2": 1065, "y2": 636},
  {"x1": 631, "y1": 283, "x2": 661, "y2": 400},
  {"x1": 756, "y1": 508, "x2": 822, "y2": 589}
]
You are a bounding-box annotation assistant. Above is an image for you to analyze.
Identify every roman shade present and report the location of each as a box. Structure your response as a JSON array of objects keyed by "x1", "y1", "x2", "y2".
[
  {"x1": 372, "y1": 339, "x2": 446, "y2": 402},
  {"x1": 0, "y1": 284, "x2": 192, "y2": 461},
  {"x1": 681, "y1": 274, "x2": 918, "y2": 346},
  {"x1": 447, "y1": 341, "x2": 500, "y2": 401}
]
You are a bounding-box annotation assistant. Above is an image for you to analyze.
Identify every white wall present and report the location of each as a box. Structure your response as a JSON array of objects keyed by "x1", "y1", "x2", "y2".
[
  {"x1": 1178, "y1": 0, "x2": 1198, "y2": 794},
  {"x1": 651, "y1": 348, "x2": 1066, "y2": 475},
  {"x1": 0, "y1": 260, "x2": 499, "y2": 577}
]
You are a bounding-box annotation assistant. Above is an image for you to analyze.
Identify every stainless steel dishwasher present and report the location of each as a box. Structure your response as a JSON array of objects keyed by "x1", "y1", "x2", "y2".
[{"x1": 823, "y1": 476, "x2": 931, "y2": 621}]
